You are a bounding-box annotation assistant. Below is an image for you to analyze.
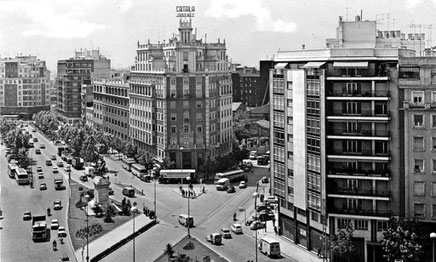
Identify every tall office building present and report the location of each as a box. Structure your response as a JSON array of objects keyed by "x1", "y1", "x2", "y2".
[
  {"x1": 0, "y1": 55, "x2": 51, "y2": 119},
  {"x1": 130, "y1": 18, "x2": 232, "y2": 169},
  {"x1": 270, "y1": 16, "x2": 419, "y2": 262},
  {"x1": 56, "y1": 49, "x2": 110, "y2": 124},
  {"x1": 232, "y1": 66, "x2": 267, "y2": 107}
]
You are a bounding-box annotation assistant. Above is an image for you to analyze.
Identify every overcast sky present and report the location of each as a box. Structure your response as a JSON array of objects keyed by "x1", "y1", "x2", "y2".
[{"x1": 1, "y1": 0, "x2": 435, "y2": 73}]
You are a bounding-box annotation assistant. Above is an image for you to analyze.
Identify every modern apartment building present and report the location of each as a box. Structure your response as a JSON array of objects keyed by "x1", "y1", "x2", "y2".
[
  {"x1": 400, "y1": 57, "x2": 436, "y2": 223},
  {"x1": 56, "y1": 49, "x2": 110, "y2": 124},
  {"x1": 0, "y1": 55, "x2": 51, "y2": 119},
  {"x1": 93, "y1": 76, "x2": 130, "y2": 140},
  {"x1": 232, "y1": 66, "x2": 266, "y2": 107},
  {"x1": 270, "y1": 16, "x2": 418, "y2": 262},
  {"x1": 130, "y1": 18, "x2": 232, "y2": 168}
]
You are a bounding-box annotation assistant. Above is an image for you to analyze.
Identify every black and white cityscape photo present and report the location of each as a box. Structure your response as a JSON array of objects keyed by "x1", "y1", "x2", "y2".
[{"x1": 1, "y1": 0, "x2": 436, "y2": 261}]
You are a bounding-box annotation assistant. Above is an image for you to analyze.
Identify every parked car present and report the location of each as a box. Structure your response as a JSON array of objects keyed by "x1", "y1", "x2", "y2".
[
  {"x1": 108, "y1": 187, "x2": 114, "y2": 195},
  {"x1": 249, "y1": 151, "x2": 257, "y2": 160},
  {"x1": 256, "y1": 204, "x2": 272, "y2": 213},
  {"x1": 51, "y1": 155, "x2": 57, "y2": 160},
  {"x1": 59, "y1": 255, "x2": 70, "y2": 261},
  {"x1": 35, "y1": 149, "x2": 41, "y2": 154},
  {"x1": 58, "y1": 226, "x2": 67, "y2": 238},
  {"x1": 249, "y1": 221, "x2": 266, "y2": 230},
  {"x1": 227, "y1": 185, "x2": 236, "y2": 193},
  {"x1": 261, "y1": 176, "x2": 269, "y2": 183},
  {"x1": 36, "y1": 166, "x2": 43, "y2": 172},
  {"x1": 38, "y1": 172, "x2": 44, "y2": 179},
  {"x1": 33, "y1": 137, "x2": 38, "y2": 142},
  {"x1": 254, "y1": 210, "x2": 275, "y2": 221},
  {"x1": 23, "y1": 211, "x2": 32, "y2": 220},
  {"x1": 40, "y1": 144, "x2": 45, "y2": 149},
  {"x1": 239, "y1": 181, "x2": 247, "y2": 189},
  {"x1": 221, "y1": 228, "x2": 232, "y2": 238},
  {"x1": 79, "y1": 175, "x2": 88, "y2": 182},
  {"x1": 65, "y1": 165, "x2": 71, "y2": 172},
  {"x1": 40, "y1": 182, "x2": 47, "y2": 190},
  {"x1": 57, "y1": 161, "x2": 64, "y2": 167},
  {"x1": 32, "y1": 129, "x2": 36, "y2": 132},
  {"x1": 50, "y1": 219, "x2": 59, "y2": 229},
  {"x1": 53, "y1": 200, "x2": 62, "y2": 210},
  {"x1": 264, "y1": 195, "x2": 278, "y2": 205},
  {"x1": 231, "y1": 223, "x2": 243, "y2": 234},
  {"x1": 52, "y1": 167, "x2": 58, "y2": 173},
  {"x1": 240, "y1": 162, "x2": 253, "y2": 172},
  {"x1": 46, "y1": 159, "x2": 52, "y2": 166}
]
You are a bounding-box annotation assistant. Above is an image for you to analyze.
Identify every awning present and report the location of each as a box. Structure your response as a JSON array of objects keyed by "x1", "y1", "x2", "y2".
[
  {"x1": 302, "y1": 61, "x2": 326, "y2": 68},
  {"x1": 333, "y1": 61, "x2": 368, "y2": 68},
  {"x1": 400, "y1": 67, "x2": 419, "y2": 72},
  {"x1": 274, "y1": 63, "x2": 288, "y2": 70}
]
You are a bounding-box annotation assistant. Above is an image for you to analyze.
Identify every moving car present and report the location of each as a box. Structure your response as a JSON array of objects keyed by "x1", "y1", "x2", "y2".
[
  {"x1": 57, "y1": 161, "x2": 64, "y2": 167},
  {"x1": 58, "y1": 226, "x2": 67, "y2": 238},
  {"x1": 259, "y1": 237, "x2": 281, "y2": 258},
  {"x1": 64, "y1": 165, "x2": 71, "y2": 172},
  {"x1": 249, "y1": 221, "x2": 266, "y2": 230},
  {"x1": 227, "y1": 185, "x2": 236, "y2": 193},
  {"x1": 36, "y1": 166, "x2": 43, "y2": 172},
  {"x1": 40, "y1": 182, "x2": 47, "y2": 190},
  {"x1": 38, "y1": 172, "x2": 44, "y2": 179},
  {"x1": 108, "y1": 187, "x2": 114, "y2": 195},
  {"x1": 50, "y1": 219, "x2": 59, "y2": 230},
  {"x1": 53, "y1": 200, "x2": 62, "y2": 210},
  {"x1": 239, "y1": 181, "x2": 247, "y2": 189},
  {"x1": 221, "y1": 228, "x2": 231, "y2": 238},
  {"x1": 46, "y1": 159, "x2": 52, "y2": 166},
  {"x1": 33, "y1": 137, "x2": 38, "y2": 142},
  {"x1": 23, "y1": 211, "x2": 32, "y2": 220},
  {"x1": 231, "y1": 223, "x2": 243, "y2": 234},
  {"x1": 40, "y1": 144, "x2": 45, "y2": 149},
  {"x1": 52, "y1": 167, "x2": 59, "y2": 173},
  {"x1": 35, "y1": 149, "x2": 41, "y2": 154},
  {"x1": 51, "y1": 155, "x2": 57, "y2": 160},
  {"x1": 206, "y1": 233, "x2": 222, "y2": 245}
]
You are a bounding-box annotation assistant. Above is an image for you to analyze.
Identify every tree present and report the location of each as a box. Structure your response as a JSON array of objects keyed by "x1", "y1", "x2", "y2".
[
  {"x1": 15, "y1": 147, "x2": 32, "y2": 169},
  {"x1": 163, "y1": 243, "x2": 175, "y2": 262},
  {"x1": 124, "y1": 142, "x2": 137, "y2": 158},
  {"x1": 81, "y1": 135, "x2": 100, "y2": 164},
  {"x1": 197, "y1": 157, "x2": 216, "y2": 182},
  {"x1": 382, "y1": 217, "x2": 424, "y2": 262},
  {"x1": 329, "y1": 224, "x2": 355, "y2": 262}
]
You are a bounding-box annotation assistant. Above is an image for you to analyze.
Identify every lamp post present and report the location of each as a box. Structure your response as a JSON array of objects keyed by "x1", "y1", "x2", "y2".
[
  {"x1": 253, "y1": 192, "x2": 259, "y2": 262},
  {"x1": 431, "y1": 232, "x2": 436, "y2": 262},
  {"x1": 186, "y1": 176, "x2": 191, "y2": 238},
  {"x1": 239, "y1": 207, "x2": 246, "y2": 224},
  {"x1": 180, "y1": 147, "x2": 184, "y2": 185},
  {"x1": 131, "y1": 202, "x2": 138, "y2": 262},
  {"x1": 153, "y1": 173, "x2": 157, "y2": 222},
  {"x1": 84, "y1": 194, "x2": 90, "y2": 262}
]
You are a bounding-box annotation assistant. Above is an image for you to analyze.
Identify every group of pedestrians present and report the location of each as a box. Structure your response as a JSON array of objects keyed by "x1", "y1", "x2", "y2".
[{"x1": 181, "y1": 188, "x2": 196, "y2": 198}]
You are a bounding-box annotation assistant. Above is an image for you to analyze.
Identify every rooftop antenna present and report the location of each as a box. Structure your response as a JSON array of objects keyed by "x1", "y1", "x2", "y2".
[{"x1": 345, "y1": 0, "x2": 349, "y2": 21}]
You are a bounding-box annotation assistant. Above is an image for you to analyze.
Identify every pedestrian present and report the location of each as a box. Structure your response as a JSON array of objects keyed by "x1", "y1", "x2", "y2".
[
  {"x1": 181, "y1": 189, "x2": 185, "y2": 197},
  {"x1": 317, "y1": 249, "x2": 322, "y2": 258},
  {"x1": 274, "y1": 226, "x2": 278, "y2": 235}
]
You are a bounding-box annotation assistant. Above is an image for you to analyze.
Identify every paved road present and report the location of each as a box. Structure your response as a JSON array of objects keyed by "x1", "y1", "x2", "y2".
[{"x1": 0, "y1": 127, "x2": 73, "y2": 262}]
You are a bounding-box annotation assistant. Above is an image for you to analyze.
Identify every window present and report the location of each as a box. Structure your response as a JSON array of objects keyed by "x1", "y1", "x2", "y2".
[
  {"x1": 196, "y1": 126, "x2": 202, "y2": 133},
  {"x1": 377, "y1": 221, "x2": 389, "y2": 232},
  {"x1": 346, "y1": 102, "x2": 358, "y2": 114},
  {"x1": 183, "y1": 124, "x2": 189, "y2": 133},
  {"x1": 432, "y1": 182, "x2": 436, "y2": 196},
  {"x1": 170, "y1": 101, "x2": 176, "y2": 109},
  {"x1": 413, "y1": 137, "x2": 425, "y2": 151},
  {"x1": 171, "y1": 113, "x2": 176, "y2": 121},
  {"x1": 400, "y1": 67, "x2": 420, "y2": 79},
  {"x1": 411, "y1": 91, "x2": 424, "y2": 104},
  {"x1": 338, "y1": 219, "x2": 352, "y2": 229},
  {"x1": 414, "y1": 159, "x2": 424, "y2": 173},
  {"x1": 413, "y1": 181, "x2": 425, "y2": 196},
  {"x1": 346, "y1": 82, "x2": 358, "y2": 94},
  {"x1": 311, "y1": 211, "x2": 319, "y2": 222},
  {"x1": 196, "y1": 113, "x2": 203, "y2": 121},
  {"x1": 433, "y1": 205, "x2": 436, "y2": 218},
  {"x1": 354, "y1": 220, "x2": 368, "y2": 230},
  {"x1": 413, "y1": 114, "x2": 424, "y2": 127},
  {"x1": 171, "y1": 126, "x2": 176, "y2": 133},
  {"x1": 183, "y1": 101, "x2": 189, "y2": 109},
  {"x1": 414, "y1": 203, "x2": 425, "y2": 218},
  {"x1": 196, "y1": 101, "x2": 202, "y2": 108},
  {"x1": 432, "y1": 91, "x2": 436, "y2": 103}
]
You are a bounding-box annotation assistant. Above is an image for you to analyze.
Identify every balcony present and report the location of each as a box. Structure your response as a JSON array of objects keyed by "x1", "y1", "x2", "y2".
[
  {"x1": 328, "y1": 188, "x2": 391, "y2": 198},
  {"x1": 327, "y1": 90, "x2": 390, "y2": 100},
  {"x1": 403, "y1": 101, "x2": 436, "y2": 110},
  {"x1": 327, "y1": 169, "x2": 391, "y2": 180},
  {"x1": 329, "y1": 110, "x2": 390, "y2": 117},
  {"x1": 327, "y1": 129, "x2": 390, "y2": 138},
  {"x1": 328, "y1": 149, "x2": 390, "y2": 157},
  {"x1": 328, "y1": 207, "x2": 392, "y2": 218}
]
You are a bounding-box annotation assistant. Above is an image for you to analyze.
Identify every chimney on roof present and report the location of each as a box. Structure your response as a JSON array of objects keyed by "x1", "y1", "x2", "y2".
[
  {"x1": 339, "y1": 16, "x2": 343, "y2": 23},
  {"x1": 355, "y1": 15, "x2": 361, "y2": 21},
  {"x1": 302, "y1": 44, "x2": 306, "y2": 50}
]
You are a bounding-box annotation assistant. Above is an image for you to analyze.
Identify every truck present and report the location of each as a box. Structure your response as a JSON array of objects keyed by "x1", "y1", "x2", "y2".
[
  {"x1": 206, "y1": 233, "x2": 222, "y2": 245},
  {"x1": 54, "y1": 175, "x2": 64, "y2": 190},
  {"x1": 71, "y1": 157, "x2": 84, "y2": 170},
  {"x1": 32, "y1": 215, "x2": 47, "y2": 241},
  {"x1": 259, "y1": 237, "x2": 281, "y2": 257}
]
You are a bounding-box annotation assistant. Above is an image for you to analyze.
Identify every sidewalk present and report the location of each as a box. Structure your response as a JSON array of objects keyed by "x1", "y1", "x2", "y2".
[{"x1": 73, "y1": 214, "x2": 154, "y2": 262}]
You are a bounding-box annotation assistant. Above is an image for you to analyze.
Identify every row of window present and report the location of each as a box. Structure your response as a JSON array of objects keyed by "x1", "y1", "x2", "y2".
[
  {"x1": 337, "y1": 218, "x2": 389, "y2": 231},
  {"x1": 412, "y1": 159, "x2": 436, "y2": 173},
  {"x1": 412, "y1": 181, "x2": 436, "y2": 196},
  {"x1": 412, "y1": 114, "x2": 436, "y2": 128},
  {"x1": 413, "y1": 203, "x2": 436, "y2": 218}
]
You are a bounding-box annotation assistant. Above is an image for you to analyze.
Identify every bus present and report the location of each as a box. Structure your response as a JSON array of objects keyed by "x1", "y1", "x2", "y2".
[
  {"x1": 214, "y1": 170, "x2": 247, "y2": 183},
  {"x1": 131, "y1": 163, "x2": 150, "y2": 181},
  {"x1": 121, "y1": 158, "x2": 137, "y2": 171},
  {"x1": 16, "y1": 168, "x2": 30, "y2": 185},
  {"x1": 8, "y1": 163, "x2": 19, "y2": 178},
  {"x1": 159, "y1": 169, "x2": 196, "y2": 184}
]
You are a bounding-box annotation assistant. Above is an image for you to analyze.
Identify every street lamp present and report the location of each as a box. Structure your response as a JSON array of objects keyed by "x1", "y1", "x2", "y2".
[
  {"x1": 180, "y1": 147, "x2": 184, "y2": 185},
  {"x1": 186, "y1": 176, "x2": 191, "y2": 238},
  {"x1": 253, "y1": 192, "x2": 259, "y2": 262},
  {"x1": 430, "y1": 232, "x2": 436, "y2": 262},
  {"x1": 84, "y1": 194, "x2": 90, "y2": 262},
  {"x1": 153, "y1": 172, "x2": 157, "y2": 222},
  {"x1": 131, "y1": 202, "x2": 138, "y2": 262}
]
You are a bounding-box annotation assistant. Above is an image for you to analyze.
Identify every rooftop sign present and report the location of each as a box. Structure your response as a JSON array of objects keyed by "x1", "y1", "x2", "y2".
[{"x1": 176, "y1": 6, "x2": 195, "y2": 17}]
